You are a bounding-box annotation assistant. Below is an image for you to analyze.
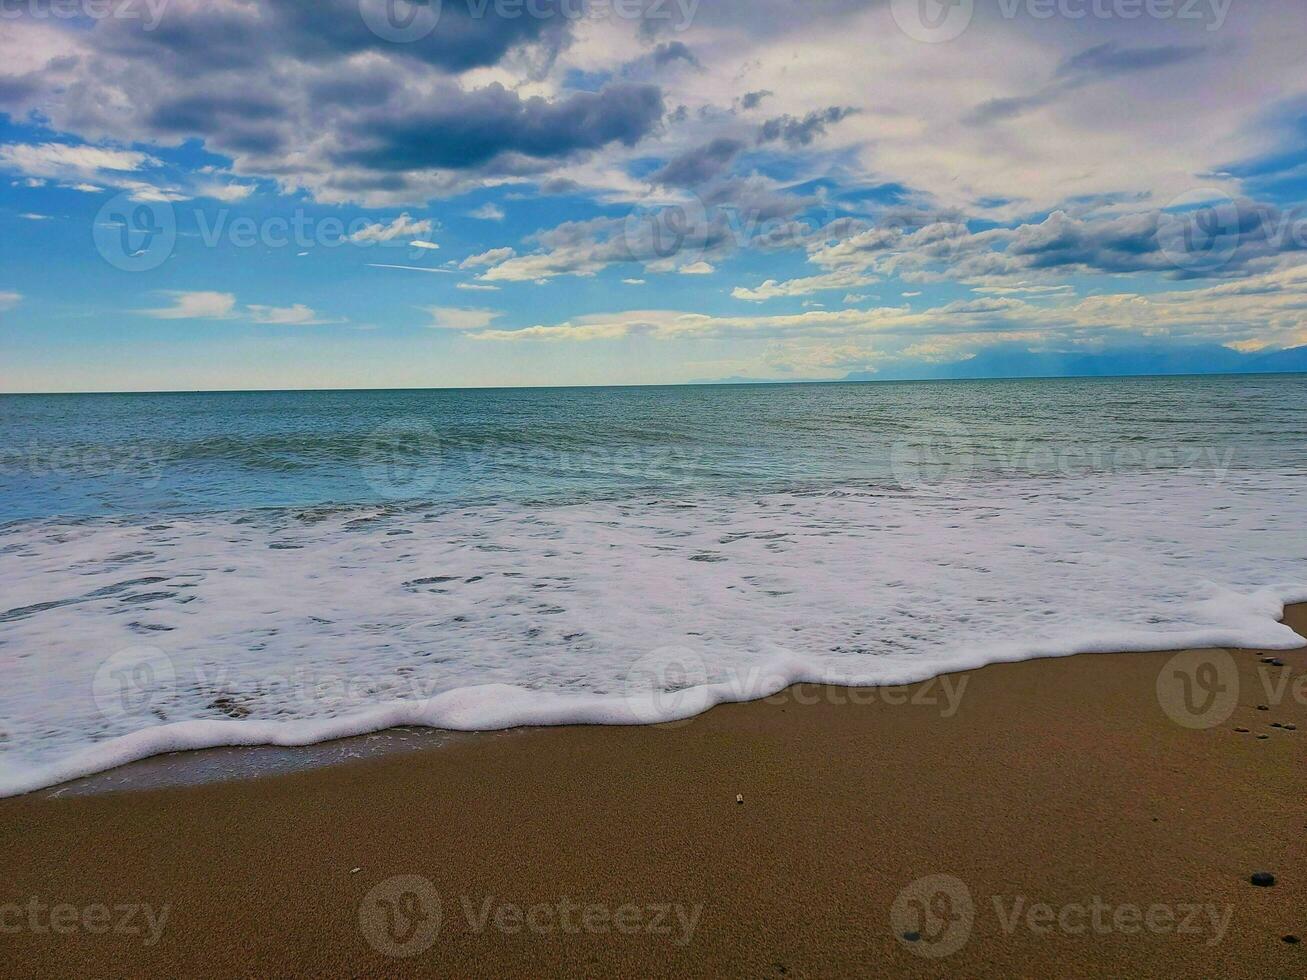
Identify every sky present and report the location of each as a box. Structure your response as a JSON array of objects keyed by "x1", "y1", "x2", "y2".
[{"x1": 2, "y1": 0, "x2": 1307, "y2": 392}]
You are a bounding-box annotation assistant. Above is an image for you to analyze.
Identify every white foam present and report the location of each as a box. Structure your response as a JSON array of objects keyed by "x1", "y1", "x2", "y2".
[{"x1": 1, "y1": 470, "x2": 1305, "y2": 797}]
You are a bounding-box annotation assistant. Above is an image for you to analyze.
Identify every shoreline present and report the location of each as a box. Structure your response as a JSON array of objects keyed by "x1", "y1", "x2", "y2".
[{"x1": 2, "y1": 605, "x2": 1305, "y2": 976}]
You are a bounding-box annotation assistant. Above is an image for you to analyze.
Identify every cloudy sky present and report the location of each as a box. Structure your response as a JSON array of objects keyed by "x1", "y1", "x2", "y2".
[{"x1": 2, "y1": 0, "x2": 1306, "y2": 391}]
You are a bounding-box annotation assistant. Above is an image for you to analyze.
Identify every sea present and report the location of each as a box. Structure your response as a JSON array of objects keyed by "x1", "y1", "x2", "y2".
[{"x1": 2, "y1": 374, "x2": 1306, "y2": 796}]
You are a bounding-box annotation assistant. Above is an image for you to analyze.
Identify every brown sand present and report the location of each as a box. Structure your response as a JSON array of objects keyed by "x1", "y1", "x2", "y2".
[{"x1": 3, "y1": 606, "x2": 1306, "y2": 978}]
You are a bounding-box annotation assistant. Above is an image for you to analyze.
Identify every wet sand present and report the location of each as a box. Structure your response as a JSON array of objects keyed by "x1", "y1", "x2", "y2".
[{"x1": 2, "y1": 605, "x2": 1305, "y2": 978}]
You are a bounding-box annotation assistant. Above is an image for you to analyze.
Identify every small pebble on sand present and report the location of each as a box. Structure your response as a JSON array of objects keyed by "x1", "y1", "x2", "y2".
[{"x1": 1251, "y1": 872, "x2": 1276, "y2": 887}]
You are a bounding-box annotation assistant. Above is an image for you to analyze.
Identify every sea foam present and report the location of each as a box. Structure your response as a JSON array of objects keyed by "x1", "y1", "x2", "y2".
[{"x1": 1, "y1": 469, "x2": 1305, "y2": 797}]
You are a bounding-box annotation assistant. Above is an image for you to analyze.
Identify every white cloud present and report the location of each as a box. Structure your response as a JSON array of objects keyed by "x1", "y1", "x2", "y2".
[
  {"x1": 460, "y1": 247, "x2": 516, "y2": 269},
  {"x1": 138, "y1": 291, "x2": 333, "y2": 325},
  {"x1": 0, "y1": 142, "x2": 157, "y2": 180},
  {"x1": 198, "y1": 183, "x2": 255, "y2": 203},
  {"x1": 623, "y1": 278, "x2": 646, "y2": 285},
  {"x1": 350, "y1": 213, "x2": 435, "y2": 244},
  {"x1": 456, "y1": 282, "x2": 500, "y2": 292},
  {"x1": 425, "y1": 307, "x2": 502, "y2": 330},
  {"x1": 0, "y1": 291, "x2": 21, "y2": 312},
  {"x1": 679, "y1": 261, "x2": 715, "y2": 275},
  {"x1": 139, "y1": 291, "x2": 238, "y2": 320},
  {"x1": 409, "y1": 240, "x2": 440, "y2": 250},
  {"x1": 19, "y1": 213, "x2": 49, "y2": 221},
  {"x1": 246, "y1": 304, "x2": 333, "y2": 326},
  {"x1": 469, "y1": 203, "x2": 506, "y2": 221}
]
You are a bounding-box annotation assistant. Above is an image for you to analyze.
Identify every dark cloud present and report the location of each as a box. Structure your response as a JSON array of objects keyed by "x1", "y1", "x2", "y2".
[
  {"x1": 1057, "y1": 42, "x2": 1206, "y2": 79},
  {"x1": 652, "y1": 42, "x2": 701, "y2": 69},
  {"x1": 968, "y1": 43, "x2": 1207, "y2": 126},
  {"x1": 739, "y1": 90, "x2": 772, "y2": 110},
  {"x1": 337, "y1": 82, "x2": 665, "y2": 172},
  {"x1": 651, "y1": 137, "x2": 745, "y2": 186},
  {"x1": 758, "y1": 106, "x2": 857, "y2": 147}
]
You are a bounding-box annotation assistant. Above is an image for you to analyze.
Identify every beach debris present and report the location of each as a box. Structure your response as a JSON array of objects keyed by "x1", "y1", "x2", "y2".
[
  {"x1": 1250, "y1": 872, "x2": 1276, "y2": 887},
  {"x1": 736, "y1": 793, "x2": 744, "y2": 805}
]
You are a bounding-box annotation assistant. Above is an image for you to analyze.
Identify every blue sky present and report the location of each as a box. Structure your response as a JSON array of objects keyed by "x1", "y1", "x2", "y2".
[{"x1": 2, "y1": 0, "x2": 1307, "y2": 392}]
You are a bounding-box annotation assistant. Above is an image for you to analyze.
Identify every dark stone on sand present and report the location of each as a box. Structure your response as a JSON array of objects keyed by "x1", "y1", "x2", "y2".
[
  {"x1": 1235, "y1": 727, "x2": 1250, "y2": 733},
  {"x1": 1258, "y1": 704, "x2": 1270, "y2": 710},
  {"x1": 1272, "y1": 659, "x2": 1285, "y2": 667},
  {"x1": 1257, "y1": 734, "x2": 1270, "y2": 740},
  {"x1": 1284, "y1": 935, "x2": 1300, "y2": 945},
  {"x1": 902, "y1": 932, "x2": 921, "y2": 942},
  {"x1": 1286, "y1": 724, "x2": 1297, "y2": 731},
  {"x1": 1251, "y1": 872, "x2": 1276, "y2": 887}
]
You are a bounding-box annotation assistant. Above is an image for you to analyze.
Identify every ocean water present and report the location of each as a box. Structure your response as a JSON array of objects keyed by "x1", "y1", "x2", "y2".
[{"x1": 2, "y1": 375, "x2": 1306, "y2": 795}]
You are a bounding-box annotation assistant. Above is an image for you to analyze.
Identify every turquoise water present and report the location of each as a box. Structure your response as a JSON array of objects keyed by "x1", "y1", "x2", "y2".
[
  {"x1": 2, "y1": 374, "x2": 1306, "y2": 796},
  {"x1": 2, "y1": 374, "x2": 1305, "y2": 523}
]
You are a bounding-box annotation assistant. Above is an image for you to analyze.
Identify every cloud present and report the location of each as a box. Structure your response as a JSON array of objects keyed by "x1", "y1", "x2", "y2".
[
  {"x1": 333, "y1": 82, "x2": 665, "y2": 174},
  {"x1": 139, "y1": 291, "x2": 332, "y2": 324},
  {"x1": 0, "y1": 290, "x2": 21, "y2": 312},
  {"x1": 457, "y1": 282, "x2": 500, "y2": 292},
  {"x1": 0, "y1": 142, "x2": 159, "y2": 187},
  {"x1": 139, "y1": 291, "x2": 238, "y2": 320},
  {"x1": 469, "y1": 203, "x2": 506, "y2": 221},
  {"x1": 679, "y1": 261, "x2": 715, "y2": 274},
  {"x1": 246, "y1": 304, "x2": 334, "y2": 325},
  {"x1": 409, "y1": 240, "x2": 440, "y2": 251},
  {"x1": 651, "y1": 137, "x2": 745, "y2": 187},
  {"x1": 425, "y1": 307, "x2": 502, "y2": 330},
  {"x1": 757, "y1": 107, "x2": 857, "y2": 147},
  {"x1": 460, "y1": 247, "x2": 517, "y2": 269},
  {"x1": 349, "y1": 213, "x2": 435, "y2": 244}
]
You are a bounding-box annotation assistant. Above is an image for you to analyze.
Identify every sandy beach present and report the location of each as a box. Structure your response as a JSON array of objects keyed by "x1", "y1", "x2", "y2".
[{"x1": 2, "y1": 605, "x2": 1304, "y2": 978}]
